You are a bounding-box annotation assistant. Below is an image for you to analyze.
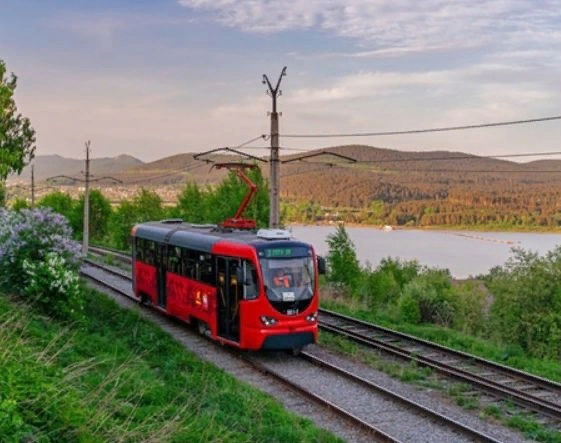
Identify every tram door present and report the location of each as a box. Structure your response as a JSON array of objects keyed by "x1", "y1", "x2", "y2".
[
  {"x1": 156, "y1": 244, "x2": 167, "y2": 308},
  {"x1": 216, "y1": 257, "x2": 241, "y2": 342}
]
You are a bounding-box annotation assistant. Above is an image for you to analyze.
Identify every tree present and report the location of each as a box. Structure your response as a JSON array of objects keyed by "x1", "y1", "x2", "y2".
[
  {"x1": 73, "y1": 189, "x2": 113, "y2": 241},
  {"x1": 0, "y1": 60, "x2": 36, "y2": 206},
  {"x1": 132, "y1": 188, "x2": 164, "y2": 221},
  {"x1": 111, "y1": 189, "x2": 164, "y2": 250},
  {"x1": 174, "y1": 182, "x2": 207, "y2": 223},
  {"x1": 38, "y1": 191, "x2": 76, "y2": 225},
  {"x1": 204, "y1": 167, "x2": 269, "y2": 227},
  {"x1": 326, "y1": 224, "x2": 362, "y2": 290}
]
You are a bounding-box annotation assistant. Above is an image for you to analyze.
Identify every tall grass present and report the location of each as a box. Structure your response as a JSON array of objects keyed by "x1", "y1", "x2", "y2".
[{"x1": 0, "y1": 294, "x2": 340, "y2": 442}]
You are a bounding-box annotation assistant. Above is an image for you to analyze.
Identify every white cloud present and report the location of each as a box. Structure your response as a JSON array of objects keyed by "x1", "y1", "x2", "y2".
[
  {"x1": 179, "y1": 0, "x2": 561, "y2": 54},
  {"x1": 289, "y1": 70, "x2": 453, "y2": 103}
]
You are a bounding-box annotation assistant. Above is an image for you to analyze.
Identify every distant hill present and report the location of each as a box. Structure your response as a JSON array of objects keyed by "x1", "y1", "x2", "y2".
[
  {"x1": 111, "y1": 144, "x2": 557, "y2": 188},
  {"x1": 8, "y1": 154, "x2": 144, "y2": 183},
  {"x1": 13, "y1": 145, "x2": 561, "y2": 214}
]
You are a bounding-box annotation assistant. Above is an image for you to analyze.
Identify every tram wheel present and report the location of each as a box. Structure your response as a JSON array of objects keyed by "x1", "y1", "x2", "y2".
[{"x1": 290, "y1": 347, "x2": 302, "y2": 357}]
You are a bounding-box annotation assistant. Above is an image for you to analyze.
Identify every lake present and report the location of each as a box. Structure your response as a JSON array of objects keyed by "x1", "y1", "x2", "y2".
[{"x1": 289, "y1": 225, "x2": 561, "y2": 278}]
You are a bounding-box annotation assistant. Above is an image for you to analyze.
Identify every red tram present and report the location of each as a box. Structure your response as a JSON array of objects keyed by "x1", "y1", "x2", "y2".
[{"x1": 131, "y1": 221, "x2": 326, "y2": 352}]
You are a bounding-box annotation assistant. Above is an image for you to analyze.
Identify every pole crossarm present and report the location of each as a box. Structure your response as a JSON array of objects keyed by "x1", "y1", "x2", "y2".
[{"x1": 193, "y1": 147, "x2": 267, "y2": 164}]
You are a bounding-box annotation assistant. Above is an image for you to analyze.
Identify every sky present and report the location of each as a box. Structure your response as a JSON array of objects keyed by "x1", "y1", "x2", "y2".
[{"x1": 1, "y1": 0, "x2": 560, "y2": 162}]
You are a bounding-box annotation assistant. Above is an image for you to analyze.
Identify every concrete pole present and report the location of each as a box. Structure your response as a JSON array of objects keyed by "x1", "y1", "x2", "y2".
[
  {"x1": 263, "y1": 67, "x2": 286, "y2": 229},
  {"x1": 31, "y1": 165, "x2": 35, "y2": 208},
  {"x1": 83, "y1": 141, "x2": 91, "y2": 254},
  {"x1": 270, "y1": 109, "x2": 280, "y2": 228}
]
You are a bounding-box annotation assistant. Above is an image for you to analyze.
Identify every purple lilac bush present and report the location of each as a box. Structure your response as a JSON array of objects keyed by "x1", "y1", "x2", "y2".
[{"x1": 0, "y1": 208, "x2": 84, "y2": 319}]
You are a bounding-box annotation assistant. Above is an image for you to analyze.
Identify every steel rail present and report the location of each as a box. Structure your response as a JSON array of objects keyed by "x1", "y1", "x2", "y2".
[
  {"x1": 88, "y1": 245, "x2": 132, "y2": 264},
  {"x1": 79, "y1": 262, "x2": 400, "y2": 443},
  {"x1": 82, "y1": 262, "x2": 497, "y2": 442},
  {"x1": 87, "y1": 248, "x2": 561, "y2": 423},
  {"x1": 319, "y1": 309, "x2": 561, "y2": 419},
  {"x1": 300, "y1": 352, "x2": 501, "y2": 442}
]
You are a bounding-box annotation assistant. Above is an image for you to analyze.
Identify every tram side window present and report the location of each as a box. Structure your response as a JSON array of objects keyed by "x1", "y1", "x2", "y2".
[
  {"x1": 145, "y1": 241, "x2": 156, "y2": 266},
  {"x1": 135, "y1": 238, "x2": 145, "y2": 261},
  {"x1": 167, "y1": 245, "x2": 181, "y2": 274},
  {"x1": 198, "y1": 254, "x2": 215, "y2": 285},
  {"x1": 182, "y1": 249, "x2": 197, "y2": 279},
  {"x1": 242, "y1": 260, "x2": 259, "y2": 300}
]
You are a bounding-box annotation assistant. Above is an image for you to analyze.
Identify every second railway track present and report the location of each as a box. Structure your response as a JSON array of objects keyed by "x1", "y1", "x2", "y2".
[
  {"x1": 82, "y1": 258, "x2": 508, "y2": 442},
  {"x1": 87, "y1": 246, "x2": 561, "y2": 437}
]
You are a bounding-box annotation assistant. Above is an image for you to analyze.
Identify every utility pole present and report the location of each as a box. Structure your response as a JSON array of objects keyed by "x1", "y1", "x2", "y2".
[
  {"x1": 83, "y1": 141, "x2": 91, "y2": 254},
  {"x1": 30, "y1": 164, "x2": 35, "y2": 208},
  {"x1": 262, "y1": 66, "x2": 287, "y2": 228},
  {"x1": 46, "y1": 140, "x2": 121, "y2": 256}
]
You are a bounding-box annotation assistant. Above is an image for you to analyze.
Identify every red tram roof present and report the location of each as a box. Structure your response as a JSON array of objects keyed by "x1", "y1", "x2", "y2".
[{"x1": 133, "y1": 221, "x2": 310, "y2": 254}]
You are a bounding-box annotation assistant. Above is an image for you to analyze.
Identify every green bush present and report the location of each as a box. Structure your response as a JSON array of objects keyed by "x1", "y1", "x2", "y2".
[
  {"x1": 487, "y1": 247, "x2": 561, "y2": 359},
  {"x1": 398, "y1": 292, "x2": 421, "y2": 324},
  {"x1": 10, "y1": 197, "x2": 29, "y2": 211},
  {"x1": 358, "y1": 267, "x2": 400, "y2": 306},
  {"x1": 378, "y1": 257, "x2": 420, "y2": 288},
  {"x1": 452, "y1": 281, "x2": 487, "y2": 335},
  {"x1": 400, "y1": 269, "x2": 456, "y2": 326}
]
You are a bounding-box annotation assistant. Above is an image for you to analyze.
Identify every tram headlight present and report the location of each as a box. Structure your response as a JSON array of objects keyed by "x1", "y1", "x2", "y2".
[
  {"x1": 306, "y1": 312, "x2": 317, "y2": 323},
  {"x1": 260, "y1": 316, "x2": 278, "y2": 326}
]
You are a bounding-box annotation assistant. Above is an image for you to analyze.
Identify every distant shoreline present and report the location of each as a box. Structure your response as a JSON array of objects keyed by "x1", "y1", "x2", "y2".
[{"x1": 286, "y1": 221, "x2": 561, "y2": 234}]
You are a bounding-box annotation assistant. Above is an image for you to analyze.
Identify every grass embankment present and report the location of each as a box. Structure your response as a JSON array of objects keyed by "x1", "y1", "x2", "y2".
[
  {"x1": 0, "y1": 290, "x2": 340, "y2": 443},
  {"x1": 321, "y1": 299, "x2": 561, "y2": 383}
]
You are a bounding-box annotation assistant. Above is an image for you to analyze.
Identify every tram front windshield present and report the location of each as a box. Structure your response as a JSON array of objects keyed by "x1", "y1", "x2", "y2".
[{"x1": 261, "y1": 256, "x2": 315, "y2": 302}]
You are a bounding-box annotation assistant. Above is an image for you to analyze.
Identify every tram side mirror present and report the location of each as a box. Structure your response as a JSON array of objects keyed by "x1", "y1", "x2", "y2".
[{"x1": 317, "y1": 256, "x2": 327, "y2": 275}]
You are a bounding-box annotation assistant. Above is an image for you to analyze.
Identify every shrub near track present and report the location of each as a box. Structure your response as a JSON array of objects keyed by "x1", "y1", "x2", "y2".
[
  {"x1": 323, "y1": 224, "x2": 561, "y2": 382},
  {"x1": 0, "y1": 292, "x2": 340, "y2": 442}
]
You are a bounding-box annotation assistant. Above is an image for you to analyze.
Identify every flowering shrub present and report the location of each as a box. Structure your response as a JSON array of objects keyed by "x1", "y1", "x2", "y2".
[
  {"x1": 0, "y1": 208, "x2": 83, "y2": 320},
  {"x1": 23, "y1": 252, "x2": 83, "y2": 320},
  {"x1": 0, "y1": 208, "x2": 82, "y2": 289}
]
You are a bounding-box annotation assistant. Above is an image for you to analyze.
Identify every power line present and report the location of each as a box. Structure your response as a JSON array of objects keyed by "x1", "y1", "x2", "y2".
[
  {"x1": 281, "y1": 149, "x2": 561, "y2": 165},
  {"x1": 280, "y1": 164, "x2": 561, "y2": 176},
  {"x1": 127, "y1": 137, "x2": 270, "y2": 186},
  {"x1": 235, "y1": 134, "x2": 268, "y2": 148},
  {"x1": 281, "y1": 115, "x2": 561, "y2": 139}
]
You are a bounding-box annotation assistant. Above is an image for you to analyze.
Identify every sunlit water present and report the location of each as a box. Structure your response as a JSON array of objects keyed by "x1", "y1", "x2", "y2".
[{"x1": 289, "y1": 225, "x2": 561, "y2": 278}]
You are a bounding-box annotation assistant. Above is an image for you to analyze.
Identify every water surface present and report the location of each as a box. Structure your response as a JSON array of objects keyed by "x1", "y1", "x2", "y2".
[{"x1": 289, "y1": 226, "x2": 561, "y2": 278}]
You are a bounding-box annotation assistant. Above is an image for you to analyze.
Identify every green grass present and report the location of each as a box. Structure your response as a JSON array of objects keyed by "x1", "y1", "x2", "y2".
[
  {"x1": 319, "y1": 330, "x2": 433, "y2": 384},
  {"x1": 320, "y1": 330, "x2": 561, "y2": 443},
  {"x1": 321, "y1": 299, "x2": 561, "y2": 383},
  {"x1": 0, "y1": 291, "x2": 341, "y2": 443}
]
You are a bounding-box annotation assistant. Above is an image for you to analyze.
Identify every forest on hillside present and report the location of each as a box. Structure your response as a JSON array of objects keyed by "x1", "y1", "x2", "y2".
[
  {"x1": 10, "y1": 145, "x2": 561, "y2": 229},
  {"x1": 278, "y1": 146, "x2": 561, "y2": 228}
]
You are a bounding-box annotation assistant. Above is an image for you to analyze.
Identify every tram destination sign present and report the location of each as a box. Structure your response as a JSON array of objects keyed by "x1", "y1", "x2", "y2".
[{"x1": 263, "y1": 246, "x2": 310, "y2": 258}]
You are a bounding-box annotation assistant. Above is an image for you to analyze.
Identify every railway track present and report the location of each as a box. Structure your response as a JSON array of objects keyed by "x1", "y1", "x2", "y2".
[
  {"x1": 87, "y1": 246, "x2": 561, "y2": 430},
  {"x1": 89, "y1": 245, "x2": 132, "y2": 264},
  {"x1": 319, "y1": 309, "x2": 561, "y2": 422},
  {"x1": 81, "y1": 258, "x2": 503, "y2": 442}
]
